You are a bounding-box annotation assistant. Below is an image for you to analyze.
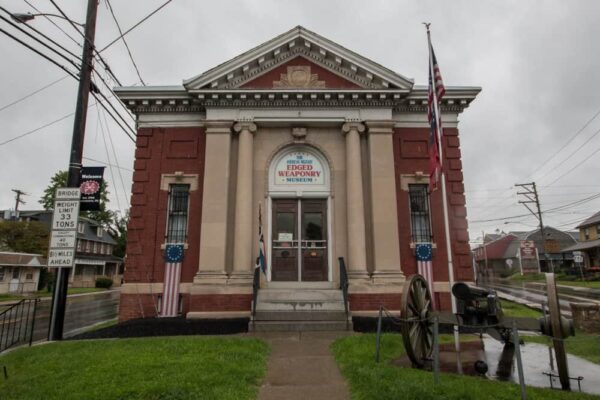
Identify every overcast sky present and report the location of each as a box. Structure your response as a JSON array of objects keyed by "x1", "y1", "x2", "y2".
[{"x1": 1, "y1": 0, "x2": 600, "y2": 243}]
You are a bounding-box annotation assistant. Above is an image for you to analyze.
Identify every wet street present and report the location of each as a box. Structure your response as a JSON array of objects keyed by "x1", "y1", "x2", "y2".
[
  {"x1": 31, "y1": 289, "x2": 120, "y2": 341},
  {"x1": 482, "y1": 280, "x2": 600, "y2": 316}
]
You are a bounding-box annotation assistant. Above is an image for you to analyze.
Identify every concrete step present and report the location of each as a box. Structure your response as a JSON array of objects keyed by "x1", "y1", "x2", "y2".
[
  {"x1": 254, "y1": 310, "x2": 348, "y2": 321},
  {"x1": 249, "y1": 320, "x2": 352, "y2": 332},
  {"x1": 257, "y1": 289, "x2": 344, "y2": 302},
  {"x1": 255, "y1": 300, "x2": 346, "y2": 312}
]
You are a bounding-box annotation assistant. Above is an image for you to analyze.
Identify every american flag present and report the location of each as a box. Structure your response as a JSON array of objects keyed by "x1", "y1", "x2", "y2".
[
  {"x1": 427, "y1": 30, "x2": 445, "y2": 191},
  {"x1": 162, "y1": 244, "x2": 183, "y2": 317},
  {"x1": 416, "y1": 243, "x2": 436, "y2": 309},
  {"x1": 256, "y1": 204, "x2": 267, "y2": 274}
]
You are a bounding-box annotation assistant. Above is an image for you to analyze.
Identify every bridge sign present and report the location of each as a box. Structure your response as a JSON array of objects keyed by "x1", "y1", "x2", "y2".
[{"x1": 48, "y1": 188, "x2": 80, "y2": 268}]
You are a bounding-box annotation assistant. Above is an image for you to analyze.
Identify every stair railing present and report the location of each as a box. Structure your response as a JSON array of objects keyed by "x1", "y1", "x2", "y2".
[
  {"x1": 0, "y1": 298, "x2": 40, "y2": 353},
  {"x1": 251, "y1": 267, "x2": 260, "y2": 319},
  {"x1": 338, "y1": 257, "x2": 350, "y2": 319}
]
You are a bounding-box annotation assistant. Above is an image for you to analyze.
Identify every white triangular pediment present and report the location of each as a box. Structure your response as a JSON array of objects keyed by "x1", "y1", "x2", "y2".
[{"x1": 183, "y1": 26, "x2": 414, "y2": 91}]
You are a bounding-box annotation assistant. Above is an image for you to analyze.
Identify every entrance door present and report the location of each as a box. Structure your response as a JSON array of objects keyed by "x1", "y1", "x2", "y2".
[{"x1": 271, "y1": 199, "x2": 328, "y2": 282}]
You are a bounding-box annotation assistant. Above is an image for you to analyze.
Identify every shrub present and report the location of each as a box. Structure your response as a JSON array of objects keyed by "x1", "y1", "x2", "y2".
[{"x1": 95, "y1": 276, "x2": 113, "y2": 289}]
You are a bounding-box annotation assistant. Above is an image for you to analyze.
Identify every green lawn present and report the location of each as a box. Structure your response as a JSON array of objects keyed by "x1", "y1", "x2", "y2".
[
  {"x1": 523, "y1": 331, "x2": 600, "y2": 365},
  {"x1": 0, "y1": 288, "x2": 108, "y2": 302},
  {"x1": 0, "y1": 336, "x2": 269, "y2": 400},
  {"x1": 332, "y1": 334, "x2": 599, "y2": 400},
  {"x1": 501, "y1": 299, "x2": 542, "y2": 318},
  {"x1": 508, "y1": 273, "x2": 600, "y2": 289}
]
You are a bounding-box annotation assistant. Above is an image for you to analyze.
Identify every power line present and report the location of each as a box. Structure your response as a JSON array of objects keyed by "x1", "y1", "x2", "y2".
[
  {"x1": 535, "y1": 125, "x2": 600, "y2": 183},
  {"x1": 0, "y1": 75, "x2": 67, "y2": 113},
  {"x1": 0, "y1": 26, "x2": 80, "y2": 79},
  {"x1": 44, "y1": 0, "x2": 122, "y2": 86},
  {"x1": 529, "y1": 106, "x2": 600, "y2": 179},
  {"x1": 104, "y1": 0, "x2": 145, "y2": 85},
  {"x1": 23, "y1": 0, "x2": 81, "y2": 49},
  {"x1": 543, "y1": 144, "x2": 600, "y2": 187},
  {"x1": 99, "y1": 0, "x2": 172, "y2": 53},
  {"x1": 0, "y1": 112, "x2": 73, "y2": 146},
  {"x1": 0, "y1": 14, "x2": 81, "y2": 69},
  {"x1": 100, "y1": 106, "x2": 131, "y2": 208},
  {"x1": 82, "y1": 156, "x2": 132, "y2": 172},
  {"x1": 97, "y1": 106, "x2": 122, "y2": 211}
]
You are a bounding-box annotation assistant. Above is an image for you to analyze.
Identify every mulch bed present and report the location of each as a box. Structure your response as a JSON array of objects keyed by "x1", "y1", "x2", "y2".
[{"x1": 68, "y1": 317, "x2": 250, "y2": 340}]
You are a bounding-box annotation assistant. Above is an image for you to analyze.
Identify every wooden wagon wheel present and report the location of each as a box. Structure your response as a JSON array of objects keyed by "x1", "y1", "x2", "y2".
[{"x1": 401, "y1": 274, "x2": 434, "y2": 368}]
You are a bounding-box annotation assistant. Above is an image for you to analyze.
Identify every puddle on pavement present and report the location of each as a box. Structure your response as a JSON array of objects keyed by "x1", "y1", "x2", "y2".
[{"x1": 392, "y1": 335, "x2": 600, "y2": 395}]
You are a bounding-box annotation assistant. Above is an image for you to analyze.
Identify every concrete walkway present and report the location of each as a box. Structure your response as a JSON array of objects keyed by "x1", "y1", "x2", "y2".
[{"x1": 252, "y1": 331, "x2": 352, "y2": 400}]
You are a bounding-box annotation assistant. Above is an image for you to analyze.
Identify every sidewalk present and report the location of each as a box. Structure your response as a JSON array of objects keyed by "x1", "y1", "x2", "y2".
[{"x1": 251, "y1": 331, "x2": 353, "y2": 400}]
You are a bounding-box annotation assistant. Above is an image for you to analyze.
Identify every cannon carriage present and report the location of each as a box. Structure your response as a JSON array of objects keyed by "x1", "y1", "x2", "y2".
[{"x1": 399, "y1": 273, "x2": 575, "y2": 390}]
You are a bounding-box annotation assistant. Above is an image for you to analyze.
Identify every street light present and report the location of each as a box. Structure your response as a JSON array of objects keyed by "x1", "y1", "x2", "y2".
[{"x1": 10, "y1": 12, "x2": 84, "y2": 27}]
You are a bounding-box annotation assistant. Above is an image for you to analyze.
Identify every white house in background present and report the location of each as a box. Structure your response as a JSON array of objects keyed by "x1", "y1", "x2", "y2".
[{"x1": 0, "y1": 252, "x2": 46, "y2": 294}]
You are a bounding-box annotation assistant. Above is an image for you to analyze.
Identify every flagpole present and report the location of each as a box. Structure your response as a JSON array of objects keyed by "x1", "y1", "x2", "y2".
[{"x1": 425, "y1": 24, "x2": 460, "y2": 355}]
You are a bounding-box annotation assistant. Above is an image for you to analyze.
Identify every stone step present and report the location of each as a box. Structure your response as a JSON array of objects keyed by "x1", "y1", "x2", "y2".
[
  {"x1": 249, "y1": 320, "x2": 352, "y2": 332},
  {"x1": 257, "y1": 289, "x2": 344, "y2": 302},
  {"x1": 255, "y1": 300, "x2": 346, "y2": 312},
  {"x1": 254, "y1": 310, "x2": 348, "y2": 321}
]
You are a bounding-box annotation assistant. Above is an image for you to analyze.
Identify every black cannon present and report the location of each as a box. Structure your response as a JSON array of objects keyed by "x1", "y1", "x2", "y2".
[{"x1": 399, "y1": 273, "x2": 575, "y2": 390}]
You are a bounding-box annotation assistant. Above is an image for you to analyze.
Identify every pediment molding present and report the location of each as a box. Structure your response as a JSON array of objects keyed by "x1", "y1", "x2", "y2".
[{"x1": 183, "y1": 26, "x2": 415, "y2": 91}]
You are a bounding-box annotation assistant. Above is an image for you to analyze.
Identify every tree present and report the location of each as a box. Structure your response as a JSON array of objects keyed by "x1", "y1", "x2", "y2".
[
  {"x1": 0, "y1": 220, "x2": 50, "y2": 255},
  {"x1": 109, "y1": 212, "x2": 128, "y2": 258},
  {"x1": 40, "y1": 170, "x2": 114, "y2": 228}
]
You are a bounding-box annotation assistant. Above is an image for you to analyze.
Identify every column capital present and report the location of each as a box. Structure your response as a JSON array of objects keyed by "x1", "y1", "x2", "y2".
[
  {"x1": 342, "y1": 120, "x2": 366, "y2": 135},
  {"x1": 233, "y1": 120, "x2": 257, "y2": 134}
]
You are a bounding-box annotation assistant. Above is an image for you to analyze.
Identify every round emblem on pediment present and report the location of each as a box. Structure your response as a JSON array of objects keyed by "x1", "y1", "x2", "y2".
[{"x1": 290, "y1": 68, "x2": 309, "y2": 86}]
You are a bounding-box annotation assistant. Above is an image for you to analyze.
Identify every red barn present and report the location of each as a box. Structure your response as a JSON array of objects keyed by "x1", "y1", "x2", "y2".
[{"x1": 115, "y1": 26, "x2": 479, "y2": 329}]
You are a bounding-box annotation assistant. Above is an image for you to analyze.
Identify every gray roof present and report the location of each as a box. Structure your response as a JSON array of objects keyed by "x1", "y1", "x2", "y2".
[
  {"x1": 577, "y1": 210, "x2": 600, "y2": 229},
  {"x1": 562, "y1": 238, "x2": 600, "y2": 252}
]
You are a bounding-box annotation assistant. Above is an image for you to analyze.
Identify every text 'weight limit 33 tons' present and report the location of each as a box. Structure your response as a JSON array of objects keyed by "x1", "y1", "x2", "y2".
[{"x1": 47, "y1": 188, "x2": 80, "y2": 268}]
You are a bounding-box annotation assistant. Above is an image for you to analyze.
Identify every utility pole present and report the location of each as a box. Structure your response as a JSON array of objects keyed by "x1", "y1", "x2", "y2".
[
  {"x1": 482, "y1": 230, "x2": 489, "y2": 281},
  {"x1": 515, "y1": 182, "x2": 550, "y2": 272},
  {"x1": 48, "y1": 0, "x2": 98, "y2": 341},
  {"x1": 11, "y1": 189, "x2": 27, "y2": 219}
]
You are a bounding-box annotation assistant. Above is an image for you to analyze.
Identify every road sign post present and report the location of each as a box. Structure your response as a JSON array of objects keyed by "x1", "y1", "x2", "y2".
[{"x1": 47, "y1": 188, "x2": 80, "y2": 339}]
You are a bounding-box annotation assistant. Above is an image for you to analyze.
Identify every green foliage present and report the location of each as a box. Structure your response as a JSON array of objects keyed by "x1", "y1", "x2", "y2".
[
  {"x1": 40, "y1": 170, "x2": 115, "y2": 229},
  {"x1": 39, "y1": 170, "x2": 67, "y2": 210},
  {"x1": 0, "y1": 220, "x2": 49, "y2": 255},
  {"x1": 95, "y1": 276, "x2": 113, "y2": 289},
  {"x1": 332, "y1": 334, "x2": 598, "y2": 400},
  {"x1": 0, "y1": 337, "x2": 269, "y2": 400},
  {"x1": 108, "y1": 212, "x2": 128, "y2": 258}
]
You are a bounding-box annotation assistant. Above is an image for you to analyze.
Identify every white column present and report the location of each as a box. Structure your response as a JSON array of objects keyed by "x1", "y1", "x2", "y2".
[
  {"x1": 195, "y1": 121, "x2": 232, "y2": 284},
  {"x1": 342, "y1": 121, "x2": 369, "y2": 280},
  {"x1": 366, "y1": 121, "x2": 404, "y2": 284},
  {"x1": 229, "y1": 120, "x2": 257, "y2": 284}
]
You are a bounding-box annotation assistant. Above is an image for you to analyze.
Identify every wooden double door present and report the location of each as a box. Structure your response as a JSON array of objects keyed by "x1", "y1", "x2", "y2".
[{"x1": 271, "y1": 199, "x2": 328, "y2": 281}]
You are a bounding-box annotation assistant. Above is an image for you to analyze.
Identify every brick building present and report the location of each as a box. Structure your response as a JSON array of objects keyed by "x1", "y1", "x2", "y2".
[{"x1": 115, "y1": 27, "x2": 479, "y2": 325}]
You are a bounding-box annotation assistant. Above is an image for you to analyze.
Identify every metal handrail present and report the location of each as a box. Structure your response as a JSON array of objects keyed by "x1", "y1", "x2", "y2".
[
  {"x1": 338, "y1": 257, "x2": 349, "y2": 318},
  {"x1": 0, "y1": 298, "x2": 39, "y2": 353},
  {"x1": 251, "y1": 267, "x2": 260, "y2": 319}
]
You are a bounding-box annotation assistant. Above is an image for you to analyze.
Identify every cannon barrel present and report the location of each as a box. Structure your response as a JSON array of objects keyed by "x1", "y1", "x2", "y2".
[{"x1": 452, "y1": 282, "x2": 492, "y2": 301}]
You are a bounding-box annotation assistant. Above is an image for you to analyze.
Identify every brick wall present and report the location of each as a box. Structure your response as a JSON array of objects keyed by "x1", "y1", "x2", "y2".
[
  {"x1": 125, "y1": 127, "x2": 206, "y2": 286},
  {"x1": 189, "y1": 294, "x2": 252, "y2": 312},
  {"x1": 393, "y1": 127, "x2": 472, "y2": 310}
]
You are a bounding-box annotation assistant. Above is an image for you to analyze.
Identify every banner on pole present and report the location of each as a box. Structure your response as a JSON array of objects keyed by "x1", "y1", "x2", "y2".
[{"x1": 79, "y1": 166, "x2": 105, "y2": 211}]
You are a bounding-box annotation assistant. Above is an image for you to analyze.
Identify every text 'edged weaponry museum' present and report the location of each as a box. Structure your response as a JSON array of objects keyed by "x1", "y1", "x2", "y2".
[{"x1": 115, "y1": 26, "x2": 480, "y2": 328}]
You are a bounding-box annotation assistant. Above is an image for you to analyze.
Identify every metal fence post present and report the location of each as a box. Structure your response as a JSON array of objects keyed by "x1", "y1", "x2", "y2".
[
  {"x1": 375, "y1": 305, "x2": 383, "y2": 363},
  {"x1": 513, "y1": 321, "x2": 527, "y2": 400},
  {"x1": 433, "y1": 316, "x2": 440, "y2": 385}
]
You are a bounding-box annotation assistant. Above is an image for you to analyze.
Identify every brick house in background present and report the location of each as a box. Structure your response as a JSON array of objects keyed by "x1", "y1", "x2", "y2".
[
  {"x1": 0, "y1": 210, "x2": 123, "y2": 287},
  {"x1": 115, "y1": 26, "x2": 479, "y2": 325}
]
